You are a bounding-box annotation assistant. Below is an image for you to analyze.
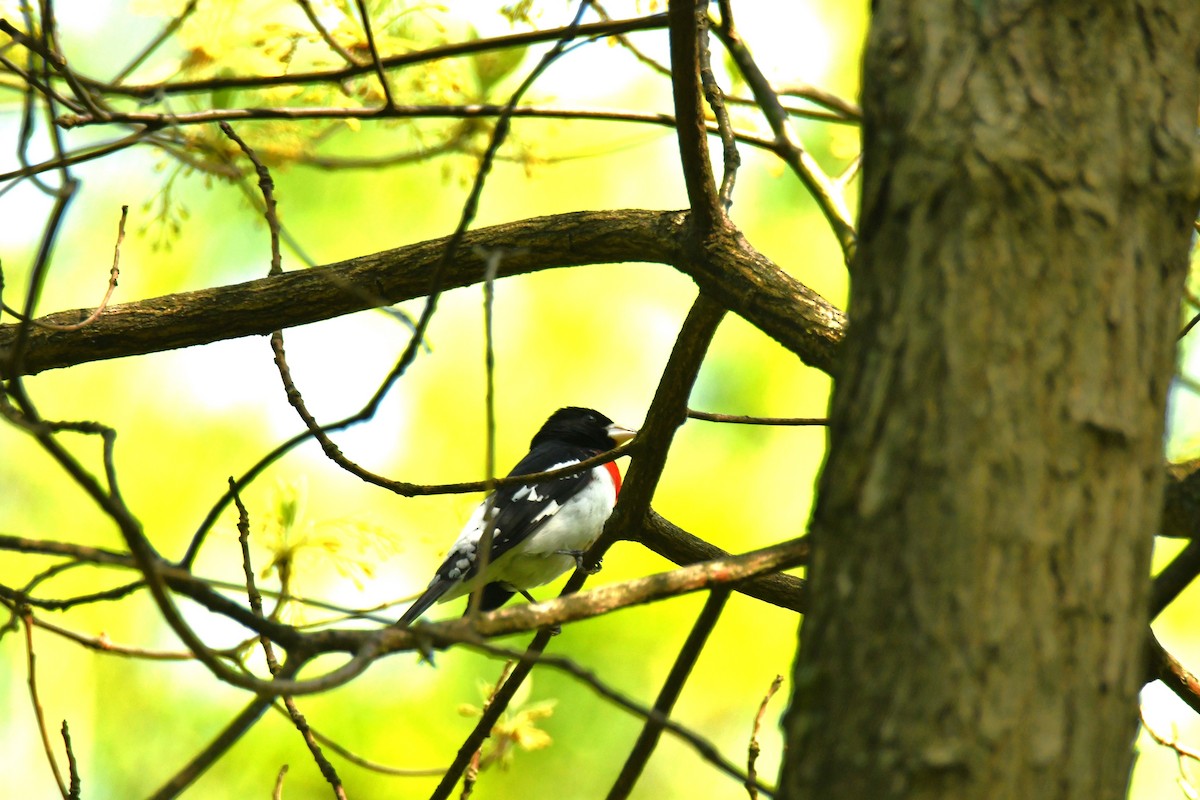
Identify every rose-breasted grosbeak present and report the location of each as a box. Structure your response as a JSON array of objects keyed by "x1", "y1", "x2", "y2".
[{"x1": 398, "y1": 407, "x2": 636, "y2": 625}]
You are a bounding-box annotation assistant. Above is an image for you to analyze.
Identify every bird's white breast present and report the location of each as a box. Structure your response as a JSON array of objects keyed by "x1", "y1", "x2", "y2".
[{"x1": 440, "y1": 463, "x2": 618, "y2": 601}]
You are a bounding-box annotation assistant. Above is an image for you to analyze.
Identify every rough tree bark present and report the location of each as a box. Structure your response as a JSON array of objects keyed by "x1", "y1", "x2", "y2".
[{"x1": 780, "y1": 4, "x2": 1200, "y2": 799}]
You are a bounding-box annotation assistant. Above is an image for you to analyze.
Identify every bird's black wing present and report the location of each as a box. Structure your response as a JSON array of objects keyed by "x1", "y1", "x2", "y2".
[
  {"x1": 480, "y1": 441, "x2": 597, "y2": 567},
  {"x1": 396, "y1": 442, "x2": 595, "y2": 625}
]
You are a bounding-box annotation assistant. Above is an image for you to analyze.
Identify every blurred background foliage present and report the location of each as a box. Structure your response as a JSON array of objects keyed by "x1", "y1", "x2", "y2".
[{"x1": 1, "y1": 1, "x2": 1197, "y2": 797}]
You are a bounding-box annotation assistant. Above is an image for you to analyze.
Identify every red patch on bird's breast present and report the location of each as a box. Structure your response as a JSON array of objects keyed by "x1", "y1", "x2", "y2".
[{"x1": 604, "y1": 460, "x2": 622, "y2": 497}]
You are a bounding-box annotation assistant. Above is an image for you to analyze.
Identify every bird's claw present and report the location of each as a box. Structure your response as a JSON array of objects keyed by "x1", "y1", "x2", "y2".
[
  {"x1": 557, "y1": 549, "x2": 602, "y2": 575},
  {"x1": 401, "y1": 623, "x2": 438, "y2": 665}
]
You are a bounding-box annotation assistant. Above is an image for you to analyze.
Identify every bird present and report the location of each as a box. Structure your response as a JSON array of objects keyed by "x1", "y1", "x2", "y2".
[{"x1": 397, "y1": 407, "x2": 636, "y2": 626}]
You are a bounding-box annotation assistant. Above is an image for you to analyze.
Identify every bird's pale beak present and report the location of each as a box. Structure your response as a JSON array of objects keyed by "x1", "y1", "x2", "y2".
[{"x1": 606, "y1": 424, "x2": 637, "y2": 445}]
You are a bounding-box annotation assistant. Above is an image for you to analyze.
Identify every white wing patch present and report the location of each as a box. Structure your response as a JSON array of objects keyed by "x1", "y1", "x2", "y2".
[
  {"x1": 532, "y1": 499, "x2": 561, "y2": 524},
  {"x1": 431, "y1": 459, "x2": 618, "y2": 603},
  {"x1": 512, "y1": 485, "x2": 544, "y2": 503}
]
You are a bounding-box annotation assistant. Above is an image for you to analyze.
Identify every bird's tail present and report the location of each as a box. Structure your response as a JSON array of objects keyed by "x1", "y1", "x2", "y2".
[{"x1": 397, "y1": 579, "x2": 454, "y2": 626}]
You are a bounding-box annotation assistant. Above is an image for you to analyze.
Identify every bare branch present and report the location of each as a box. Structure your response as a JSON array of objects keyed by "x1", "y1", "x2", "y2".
[
  {"x1": 295, "y1": 0, "x2": 360, "y2": 66},
  {"x1": 0, "y1": 15, "x2": 106, "y2": 119},
  {"x1": 667, "y1": 0, "x2": 722, "y2": 230},
  {"x1": 219, "y1": 122, "x2": 282, "y2": 276},
  {"x1": 746, "y1": 675, "x2": 783, "y2": 800},
  {"x1": 147, "y1": 665, "x2": 300, "y2": 800},
  {"x1": 467, "y1": 634, "x2": 773, "y2": 797},
  {"x1": 1151, "y1": 538, "x2": 1200, "y2": 618},
  {"x1": 687, "y1": 408, "x2": 828, "y2": 426},
  {"x1": 27, "y1": 613, "x2": 194, "y2": 661},
  {"x1": 23, "y1": 614, "x2": 68, "y2": 799},
  {"x1": 0, "y1": 210, "x2": 845, "y2": 379},
  {"x1": 713, "y1": 2, "x2": 856, "y2": 259},
  {"x1": 696, "y1": 9, "x2": 740, "y2": 209},
  {"x1": 273, "y1": 765, "x2": 289, "y2": 800},
  {"x1": 79, "y1": 14, "x2": 669, "y2": 100},
  {"x1": 592, "y1": 296, "x2": 725, "y2": 568},
  {"x1": 313, "y1": 537, "x2": 809, "y2": 654},
  {"x1": 109, "y1": 0, "x2": 199, "y2": 84},
  {"x1": 429, "y1": 630, "x2": 555, "y2": 799},
  {"x1": 2, "y1": 205, "x2": 126, "y2": 331},
  {"x1": 61, "y1": 720, "x2": 81, "y2": 800},
  {"x1": 607, "y1": 589, "x2": 730, "y2": 798},
  {"x1": 267, "y1": 702, "x2": 446, "y2": 777},
  {"x1": 352, "y1": 0, "x2": 395, "y2": 107},
  {"x1": 1147, "y1": 628, "x2": 1200, "y2": 717}
]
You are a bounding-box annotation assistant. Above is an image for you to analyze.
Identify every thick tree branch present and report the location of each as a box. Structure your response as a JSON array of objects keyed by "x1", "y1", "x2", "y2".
[
  {"x1": 1147, "y1": 629, "x2": 1200, "y2": 718},
  {"x1": 1, "y1": 521, "x2": 807, "y2": 661},
  {"x1": 638, "y1": 510, "x2": 806, "y2": 613},
  {"x1": 1163, "y1": 458, "x2": 1200, "y2": 538},
  {"x1": 668, "y1": 0, "x2": 722, "y2": 230},
  {"x1": 310, "y1": 536, "x2": 809, "y2": 656},
  {"x1": 0, "y1": 209, "x2": 846, "y2": 378}
]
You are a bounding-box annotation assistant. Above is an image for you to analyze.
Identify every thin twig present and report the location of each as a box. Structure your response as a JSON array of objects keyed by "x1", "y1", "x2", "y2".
[
  {"x1": 607, "y1": 589, "x2": 731, "y2": 799},
  {"x1": 0, "y1": 534, "x2": 400, "y2": 622},
  {"x1": 219, "y1": 122, "x2": 283, "y2": 275},
  {"x1": 713, "y1": 0, "x2": 856, "y2": 259},
  {"x1": 429, "y1": 629, "x2": 556, "y2": 800},
  {"x1": 27, "y1": 613, "x2": 195, "y2": 660},
  {"x1": 58, "y1": 724, "x2": 81, "y2": 796},
  {"x1": 746, "y1": 675, "x2": 783, "y2": 800},
  {"x1": 777, "y1": 83, "x2": 861, "y2": 120},
  {"x1": 467, "y1": 247, "x2": 508, "y2": 621},
  {"x1": 1180, "y1": 311, "x2": 1200, "y2": 340},
  {"x1": 0, "y1": 128, "x2": 164, "y2": 184},
  {"x1": 427, "y1": 8, "x2": 597, "y2": 792},
  {"x1": 267, "y1": 702, "x2": 446, "y2": 776},
  {"x1": 353, "y1": 0, "x2": 395, "y2": 107},
  {"x1": 467, "y1": 635, "x2": 774, "y2": 797},
  {"x1": 687, "y1": 409, "x2": 828, "y2": 426},
  {"x1": 82, "y1": 14, "x2": 668, "y2": 100},
  {"x1": 696, "y1": 9, "x2": 740, "y2": 210},
  {"x1": 296, "y1": 0, "x2": 360, "y2": 66},
  {"x1": 462, "y1": 661, "x2": 516, "y2": 799},
  {"x1": 591, "y1": 0, "x2": 672, "y2": 76},
  {"x1": 109, "y1": 0, "x2": 199, "y2": 84},
  {"x1": 54, "y1": 100, "x2": 754, "y2": 136},
  {"x1": 61, "y1": 721, "x2": 81, "y2": 800},
  {"x1": 14, "y1": 3, "x2": 63, "y2": 196},
  {"x1": 273, "y1": 765, "x2": 289, "y2": 800},
  {"x1": 3, "y1": 205, "x2": 126, "y2": 331},
  {"x1": 219, "y1": 129, "x2": 348, "y2": 797},
  {"x1": 147, "y1": 661, "x2": 304, "y2": 800},
  {"x1": 23, "y1": 613, "x2": 68, "y2": 798}
]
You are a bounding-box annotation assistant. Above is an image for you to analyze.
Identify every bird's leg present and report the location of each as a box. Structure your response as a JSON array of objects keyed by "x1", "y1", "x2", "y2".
[
  {"x1": 405, "y1": 626, "x2": 438, "y2": 666},
  {"x1": 519, "y1": 589, "x2": 562, "y2": 636},
  {"x1": 555, "y1": 549, "x2": 602, "y2": 575}
]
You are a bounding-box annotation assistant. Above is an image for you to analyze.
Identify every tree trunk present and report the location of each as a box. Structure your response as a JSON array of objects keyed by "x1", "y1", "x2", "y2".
[{"x1": 779, "y1": 4, "x2": 1200, "y2": 798}]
